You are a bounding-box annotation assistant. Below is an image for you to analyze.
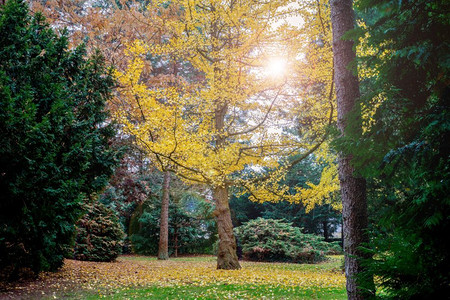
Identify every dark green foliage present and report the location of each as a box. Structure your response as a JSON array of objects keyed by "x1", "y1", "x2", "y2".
[
  {"x1": 130, "y1": 191, "x2": 216, "y2": 256},
  {"x1": 234, "y1": 218, "x2": 341, "y2": 264},
  {"x1": 231, "y1": 195, "x2": 341, "y2": 241},
  {"x1": 73, "y1": 201, "x2": 124, "y2": 262},
  {"x1": 348, "y1": 0, "x2": 450, "y2": 297},
  {"x1": 0, "y1": 0, "x2": 119, "y2": 279},
  {"x1": 230, "y1": 158, "x2": 342, "y2": 241},
  {"x1": 129, "y1": 201, "x2": 160, "y2": 255},
  {"x1": 262, "y1": 203, "x2": 340, "y2": 242},
  {"x1": 360, "y1": 96, "x2": 450, "y2": 298}
]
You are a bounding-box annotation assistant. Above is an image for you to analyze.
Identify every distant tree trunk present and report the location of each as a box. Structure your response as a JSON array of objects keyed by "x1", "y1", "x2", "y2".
[
  {"x1": 173, "y1": 225, "x2": 178, "y2": 258},
  {"x1": 214, "y1": 185, "x2": 241, "y2": 270},
  {"x1": 323, "y1": 220, "x2": 329, "y2": 241},
  {"x1": 158, "y1": 171, "x2": 170, "y2": 260},
  {"x1": 330, "y1": 0, "x2": 374, "y2": 298}
]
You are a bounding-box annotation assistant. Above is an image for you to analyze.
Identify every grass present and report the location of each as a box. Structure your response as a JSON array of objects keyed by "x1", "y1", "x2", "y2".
[
  {"x1": 90, "y1": 284, "x2": 346, "y2": 300},
  {"x1": 1, "y1": 255, "x2": 346, "y2": 299}
]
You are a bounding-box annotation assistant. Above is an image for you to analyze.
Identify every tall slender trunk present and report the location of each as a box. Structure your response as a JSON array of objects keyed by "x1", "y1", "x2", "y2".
[
  {"x1": 214, "y1": 185, "x2": 241, "y2": 270},
  {"x1": 330, "y1": 0, "x2": 374, "y2": 298},
  {"x1": 158, "y1": 170, "x2": 170, "y2": 260},
  {"x1": 173, "y1": 226, "x2": 178, "y2": 258},
  {"x1": 323, "y1": 220, "x2": 329, "y2": 241}
]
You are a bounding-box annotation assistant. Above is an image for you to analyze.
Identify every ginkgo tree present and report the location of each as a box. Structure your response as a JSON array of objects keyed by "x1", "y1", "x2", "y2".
[{"x1": 115, "y1": 0, "x2": 336, "y2": 270}]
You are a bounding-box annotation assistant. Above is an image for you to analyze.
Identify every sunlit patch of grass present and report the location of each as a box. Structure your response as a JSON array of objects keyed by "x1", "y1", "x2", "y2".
[
  {"x1": 6, "y1": 255, "x2": 345, "y2": 299},
  {"x1": 89, "y1": 284, "x2": 346, "y2": 299}
]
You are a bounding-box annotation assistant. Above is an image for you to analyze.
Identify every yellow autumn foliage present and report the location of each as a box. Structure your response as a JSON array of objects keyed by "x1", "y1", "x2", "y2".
[{"x1": 114, "y1": 0, "x2": 341, "y2": 210}]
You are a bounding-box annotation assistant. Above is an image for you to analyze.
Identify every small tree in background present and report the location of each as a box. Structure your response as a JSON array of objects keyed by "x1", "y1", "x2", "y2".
[
  {"x1": 130, "y1": 190, "x2": 216, "y2": 256},
  {"x1": 73, "y1": 201, "x2": 124, "y2": 262}
]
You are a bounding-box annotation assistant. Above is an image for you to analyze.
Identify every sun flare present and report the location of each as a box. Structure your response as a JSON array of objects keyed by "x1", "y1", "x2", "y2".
[{"x1": 266, "y1": 57, "x2": 288, "y2": 78}]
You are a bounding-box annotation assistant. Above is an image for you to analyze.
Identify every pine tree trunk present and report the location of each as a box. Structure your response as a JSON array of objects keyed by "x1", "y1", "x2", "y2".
[
  {"x1": 330, "y1": 0, "x2": 374, "y2": 298},
  {"x1": 158, "y1": 171, "x2": 170, "y2": 260},
  {"x1": 214, "y1": 185, "x2": 241, "y2": 270}
]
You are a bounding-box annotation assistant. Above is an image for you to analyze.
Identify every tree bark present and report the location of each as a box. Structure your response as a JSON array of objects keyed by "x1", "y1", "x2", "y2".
[
  {"x1": 323, "y1": 220, "x2": 329, "y2": 241},
  {"x1": 214, "y1": 185, "x2": 241, "y2": 270},
  {"x1": 173, "y1": 225, "x2": 178, "y2": 258},
  {"x1": 158, "y1": 171, "x2": 170, "y2": 260},
  {"x1": 330, "y1": 0, "x2": 374, "y2": 298}
]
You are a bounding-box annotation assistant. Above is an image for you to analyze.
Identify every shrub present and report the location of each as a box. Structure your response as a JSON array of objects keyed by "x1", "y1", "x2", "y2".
[
  {"x1": 73, "y1": 201, "x2": 124, "y2": 262},
  {"x1": 234, "y1": 218, "x2": 341, "y2": 263}
]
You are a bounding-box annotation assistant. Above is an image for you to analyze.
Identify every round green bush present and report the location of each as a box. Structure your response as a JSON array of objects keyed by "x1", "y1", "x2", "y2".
[
  {"x1": 73, "y1": 201, "x2": 124, "y2": 262},
  {"x1": 234, "y1": 218, "x2": 341, "y2": 263}
]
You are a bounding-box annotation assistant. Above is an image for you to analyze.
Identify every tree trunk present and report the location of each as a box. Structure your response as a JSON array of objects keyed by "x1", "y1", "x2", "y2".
[
  {"x1": 174, "y1": 225, "x2": 178, "y2": 258},
  {"x1": 214, "y1": 185, "x2": 241, "y2": 270},
  {"x1": 158, "y1": 171, "x2": 170, "y2": 260},
  {"x1": 323, "y1": 219, "x2": 329, "y2": 241},
  {"x1": 330, "y1": 0, "x2": 374, "y2": 298}
]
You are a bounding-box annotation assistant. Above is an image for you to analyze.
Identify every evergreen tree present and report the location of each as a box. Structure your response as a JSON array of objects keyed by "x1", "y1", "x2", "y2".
[
  {"x1": 0, "y1": 0, "x2": 119, "y2": 278},
  {"x1": 73, "y1": 201, "x2": 124, "y2": 262},
  {"x1": 352, "y1": 0, "x2": 450, "y2": 297}
]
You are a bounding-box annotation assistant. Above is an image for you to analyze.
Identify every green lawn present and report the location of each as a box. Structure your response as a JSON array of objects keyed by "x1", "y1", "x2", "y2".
[{"x1": 89, "y1": 284, "x2": 346, "y2": 300}]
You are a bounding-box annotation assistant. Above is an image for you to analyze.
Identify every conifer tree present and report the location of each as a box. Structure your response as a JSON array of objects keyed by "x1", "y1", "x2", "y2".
[{"x1": 0, "y1": 0, "x2": 119, "y2": 277}]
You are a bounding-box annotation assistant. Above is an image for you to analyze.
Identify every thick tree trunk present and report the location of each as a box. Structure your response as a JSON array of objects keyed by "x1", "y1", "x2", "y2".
[
  {"x1": 330, "y1": 0, "x2": 374, "y2": 298},
  {"x1": 214, "y1": 185, "x2": 241, "y2": 270},
  {"x1": 158, "y1": 171, "x2": 170, "y2": 260}
]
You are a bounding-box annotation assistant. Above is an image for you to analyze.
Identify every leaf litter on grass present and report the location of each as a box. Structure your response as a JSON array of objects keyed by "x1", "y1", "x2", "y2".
[{"x1": 0, "y1": 256, "x2": 345, "y2": 299}]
